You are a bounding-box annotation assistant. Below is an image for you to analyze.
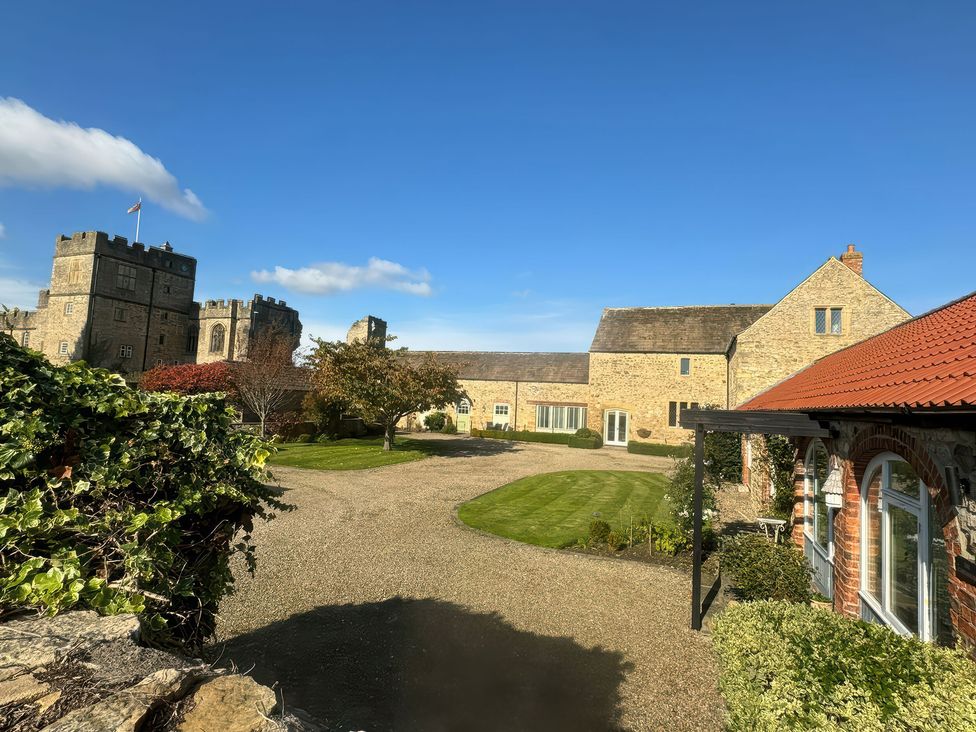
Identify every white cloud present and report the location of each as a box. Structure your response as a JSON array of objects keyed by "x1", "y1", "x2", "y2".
[
  {"x1": 0, "y1": 275, "x2": 43, "y2": 310},
  {"x1": 0, "y1": 98, "x2": 207, "y2": 221},
  {"x1": 252, "y1": 257, "x2": 432, "y2": 297}
]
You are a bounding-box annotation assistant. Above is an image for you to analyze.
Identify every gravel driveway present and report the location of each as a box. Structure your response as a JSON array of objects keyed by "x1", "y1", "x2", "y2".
[{"x1": 212, "y1": 435, "x2": 725, "y2": 732}]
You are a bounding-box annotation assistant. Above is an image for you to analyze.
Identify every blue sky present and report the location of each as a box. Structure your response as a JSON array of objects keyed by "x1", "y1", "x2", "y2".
[{"x1": 1, "y1": 2, "x2": 974, "y2": 351}]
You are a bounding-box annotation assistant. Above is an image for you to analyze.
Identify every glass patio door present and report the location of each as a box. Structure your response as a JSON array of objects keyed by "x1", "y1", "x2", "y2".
[{"x1": 604, "y1": 410, "x2": 628, "y2": 446}]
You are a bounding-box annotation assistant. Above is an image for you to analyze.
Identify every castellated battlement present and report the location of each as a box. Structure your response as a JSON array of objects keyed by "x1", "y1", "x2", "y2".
[
  {"x1": 54, "y1": 231, "x2": 196, "y2": 275},
  {"x1": 3, "y1": 307, "x2": 41, "y2": 328},
  {"x1": 197, "y1": 294, "x2": 296, "y2": 318}
]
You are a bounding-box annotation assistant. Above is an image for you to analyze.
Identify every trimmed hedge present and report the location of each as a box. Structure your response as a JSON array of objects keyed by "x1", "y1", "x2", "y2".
[
  {"x1": 626, "y1": 441, "x2": 692, "y2": 458},
  {"x1": 713, "y1": 601, "x2": 976, "y2": 731},
  {"x1": 469, "y1": 428, "x2": 572, "y2": 445},
  {"x1": 568, "y1": 436, "x2": 601, "y2": 449}
]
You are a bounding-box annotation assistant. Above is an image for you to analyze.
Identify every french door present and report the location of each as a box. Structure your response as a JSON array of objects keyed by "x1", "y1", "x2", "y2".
[{"x1": 604, "y1": 410, "x2": 628, "y2": 446}]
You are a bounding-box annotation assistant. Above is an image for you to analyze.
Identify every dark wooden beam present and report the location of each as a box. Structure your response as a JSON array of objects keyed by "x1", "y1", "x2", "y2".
[{"x1": 678, "y1": 408, "x2": 832, "y2": 437}]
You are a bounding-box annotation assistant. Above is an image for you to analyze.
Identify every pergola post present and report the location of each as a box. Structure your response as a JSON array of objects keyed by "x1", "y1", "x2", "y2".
[
  {"x1": 691, "y1": 422, "x2": 705, "y2": 631},
  {"x1": 679, "y1": 407, "x2": 831, "y2": 631}
]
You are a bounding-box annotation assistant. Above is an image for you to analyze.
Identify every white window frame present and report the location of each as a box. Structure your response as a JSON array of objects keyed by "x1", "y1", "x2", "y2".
[
  {"x1": 119, "y1": 344, "x2": 133, "y2": 359},
  {"x1": 679, "y1": 357, "x2": 690, "y2": 376},
  {"x1": 859, "y1": 452, "x2": 934, "y2": 641},
  {"x1": 63, "y1": 302, "x2": 74, "y2": 315},
  {"x1": 456, "y1": 399, "x2": 470, "y2": 415},
  {"x1": 803, "y1": 439, "x2": 833, "y2": 556},
  {"x1": 21, "y1": 331, "x2": 30, "y2": 347},
  {"x1": 535, "y1": 404, "x2": 586, "y2": 433},
  {"x1": 58, "y1": 341, "x2": 69, "y2": 355}
]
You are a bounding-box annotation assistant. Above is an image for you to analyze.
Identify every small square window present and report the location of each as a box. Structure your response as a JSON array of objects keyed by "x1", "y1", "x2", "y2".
[
  {"x1": 680, "y1": 357, "x2": 690, "y2": 376},
  {"x1": 158, "y1": 334, "x2": 165, "y2": 345},
  {"x1": 63, "y1": 302, "x2": 74, "y2": 315},
  {"x1": 21, "y1": 332, "x2": 30, "y2": 347},
  {"x1": 494, "y1": 404, "x2": 509, "y2": 416},
  {"x1": 119, "y1": 344, "x2": 133, "y2": 359},
  {"x1": 114, "y1": 308, "x2": 126, "y2": 322},
  {"x1": 830, "y1": 308, "x2": 842, "y2": 335},
  {"x1": 163, "y1": 285, "x2": 171, "y2": 294},
  {"x1": 116, "y1": 264, "x2": 137, "y2": 291},
  {"x1": 814, "y1": 308, "x2": 827, "y2": 334},
  {"x1": 59, "y1": 341, "x2": 69, "y2": 355}
]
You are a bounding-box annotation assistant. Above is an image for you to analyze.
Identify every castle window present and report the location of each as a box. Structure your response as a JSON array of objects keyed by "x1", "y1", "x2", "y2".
[
  {"x1": 210, "y1": 324, "x2": 226, "y2": 353},
  {"x1": 21, "y1": 332, "x2": 30, "y2": 347},
  {"x1": 59, "y1": 341, "x2": 69, "y2": 355},
  {"x1": 114, "y1": 307, "x2": 126, "y2": 322},
  {"x1": 119, "y1": 344, "x2": 133, "y2": 359},
  {"x1": 668, "y1": 401, "x2": 677, "y2": 427},
  {"x1": 163, "y1": 285, "x2": 171, "y2": 294},
  {"x1": 158, "y1": 334, "x2": 165, "y2": 345},
  {"x1": 68, "y1": 261, "x2": 83, "y2": 285},
  {"x1": 186, "y1": 327, "x2": 199, "y2": 354},
  {"x1": 815, "y1": 307, "x2": 844, "y2": 335},
  {"x1": 680, "y1": 357, "x2": 690, "y2": 376},
  {"x1": 116, "y1": 264, "x2": 137, "y2": 291},
  {"x1": 63, "y1": 302, "x2": 74, "y2": 315}
]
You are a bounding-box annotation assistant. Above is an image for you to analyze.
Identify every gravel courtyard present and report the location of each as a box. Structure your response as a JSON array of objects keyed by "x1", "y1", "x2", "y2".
[{"x1": 212, "y1": 434, "x2": 725, "y2": 732}]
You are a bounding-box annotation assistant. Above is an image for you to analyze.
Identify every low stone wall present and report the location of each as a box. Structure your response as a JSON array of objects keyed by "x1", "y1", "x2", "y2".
[{"x1": 0, "y1": 611, "x2": 322, "y2": 731}]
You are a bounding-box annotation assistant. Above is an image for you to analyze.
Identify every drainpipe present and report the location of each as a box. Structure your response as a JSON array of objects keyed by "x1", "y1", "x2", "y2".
[
  {"x1": 85, "y1": 253, "x2": 100, "y2": 361},
  {"x1": 514, "y1": 380, "x2": 519, "y2": 430},
  {"x1": 141, "y1": 266, "x2": 157, "y2": 371}
]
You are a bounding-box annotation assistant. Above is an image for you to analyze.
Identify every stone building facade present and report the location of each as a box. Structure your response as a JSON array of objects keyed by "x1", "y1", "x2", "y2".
[
  {"x1": 406, "y1": 245, "x2": 910, "y2": 448},
  {"x1": 2, "y1": 231, "x2": 302, "y2": 373}
]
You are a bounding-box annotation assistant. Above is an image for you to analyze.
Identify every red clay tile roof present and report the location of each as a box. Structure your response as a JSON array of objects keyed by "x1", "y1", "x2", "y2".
[{"x1": 740, "y1": 292, "x2": 976, "y2": 412}]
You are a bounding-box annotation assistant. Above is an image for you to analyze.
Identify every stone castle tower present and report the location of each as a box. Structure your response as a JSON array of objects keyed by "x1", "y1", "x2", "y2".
[
  {"x1": 345, "y1": 315, "x2": 388, "y2": 345},
  {"x1": 2, "y1": 231, "x2": 302, "y2": 373}
]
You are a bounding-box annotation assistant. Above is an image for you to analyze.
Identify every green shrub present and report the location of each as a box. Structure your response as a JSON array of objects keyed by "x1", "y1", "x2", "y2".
[
  {"x1": 0, "y1": 335, "x2": 282, "y2": 648},
  {"x1": 568, "y1": 435, "x2": 602, "y2": 449},
  {"x1": 649, "y1": 521, "x2": 690, "y2": 555},
  {"x1": 704, "y1": 429, "x2": 742, "y2": 482},
  {"x1": 470, "y1": 428, "x2": 572, "y2": 445},
  {"x1": 627, "y1": 442, "x2": 692, "y2": 458},
  {"x1": 713, "y1": 601, "x2": 976, "y2": 731},
  {"x1": 423, "y1": 411, "x2": 447, "y2": 432},
  {"x1": 606, "y1": 529, "x2": 625, "y2": 551},
  {"x1": 588, "y1": 520, "x2": 611, "y2": 545},
  {"x1": 441, "y1": 422, "x2": 458, "y2": 435},
  {"x1": 315, "y1": 433, "x2": 333, "y2": 443},
  {"x1": 666, "y1": 455, "x2": 719, "y2": 535},
  {"x1": 722, "y1": 534, "x2": 812, "y2": 603},
  {"x1": 574, "y1": 427, "x2": 601, "y2": 440},
  {"x1": 293, "y1": 433, "x2": 314, "y2": 443}
]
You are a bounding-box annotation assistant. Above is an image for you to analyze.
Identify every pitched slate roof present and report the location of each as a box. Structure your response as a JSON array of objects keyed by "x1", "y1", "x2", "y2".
[
  {"x1": 589, "y1": 305, "x2": 772, "y2": 354},
  {"x1": 741, "y1": 292, "x2": 976, "y2": 411},
  {"x1": 402, "y1": 351, "x2": 590, "y2": 384}
]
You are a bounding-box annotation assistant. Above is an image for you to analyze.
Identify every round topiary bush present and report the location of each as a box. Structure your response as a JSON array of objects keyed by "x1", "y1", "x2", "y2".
[{"x1": 423, "y1": 411, "x2": 447, "y2": 432}]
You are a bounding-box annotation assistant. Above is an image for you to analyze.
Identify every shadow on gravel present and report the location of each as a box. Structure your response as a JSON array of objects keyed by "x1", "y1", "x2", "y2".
[
  {"x1": 215, "y1": 597, "x2": 630, "y2": 732},
  {"x1": 403, "y1": 436, "x2": 520, "y2": 459}
]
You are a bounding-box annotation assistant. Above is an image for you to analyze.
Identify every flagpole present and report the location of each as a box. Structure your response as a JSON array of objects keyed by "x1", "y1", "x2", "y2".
[{"x1": 135, "y1": 197, "x2": 142, "y2": 243}]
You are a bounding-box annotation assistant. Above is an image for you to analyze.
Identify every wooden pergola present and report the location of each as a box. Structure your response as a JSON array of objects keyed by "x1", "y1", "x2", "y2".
[{"x1": 678, "y1": 407, "x2": 833, "y2": 630}]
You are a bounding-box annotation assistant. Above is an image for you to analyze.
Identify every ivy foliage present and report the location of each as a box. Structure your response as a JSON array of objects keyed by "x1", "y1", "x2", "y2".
[{"x1": 0, "y1": 335, "x2": 283, "y2": 647}]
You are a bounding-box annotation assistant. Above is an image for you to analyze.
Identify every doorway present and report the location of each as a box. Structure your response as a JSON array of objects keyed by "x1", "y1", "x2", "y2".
[{"x1": 604, "y1": 410, "x2": 629, "y2": 446}]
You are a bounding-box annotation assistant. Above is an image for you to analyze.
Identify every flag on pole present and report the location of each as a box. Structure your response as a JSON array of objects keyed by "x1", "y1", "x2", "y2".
[{"x1": 127, "y1": 200, "x2": 142, "y2": 214}]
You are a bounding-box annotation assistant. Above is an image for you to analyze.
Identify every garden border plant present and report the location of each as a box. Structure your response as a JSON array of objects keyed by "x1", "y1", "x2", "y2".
[{"x1": 0, "y1": 335, "x2": 283, "y2": 649}]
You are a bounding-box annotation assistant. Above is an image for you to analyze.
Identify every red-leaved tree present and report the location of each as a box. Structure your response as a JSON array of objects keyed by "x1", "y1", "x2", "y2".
[{"x1": 141, "y1": 362, "x2": 236, "y2": 397}]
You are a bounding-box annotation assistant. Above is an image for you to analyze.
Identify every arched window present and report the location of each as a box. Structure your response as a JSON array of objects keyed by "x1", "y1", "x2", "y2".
[
  {"x1": 860, "y1": 453, "x2": 953, "y2": 644},
  {"x1": 804, "y1": 440, "x2": 831, "y2": 550},
  {"x1": 209, "y1": 324, "x2": 225, "y2": 353}
]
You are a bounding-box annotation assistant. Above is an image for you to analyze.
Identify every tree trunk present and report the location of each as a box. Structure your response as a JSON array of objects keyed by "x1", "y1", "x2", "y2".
[
  {"x1": 383, "y1": 423, "x2": 396, "y2": 451},
  {"x1": 259, "y1": 415, "x2": 265, "y2": 438}
]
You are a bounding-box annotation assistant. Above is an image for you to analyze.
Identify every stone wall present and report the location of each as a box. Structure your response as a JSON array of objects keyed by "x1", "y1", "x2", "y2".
[
  {"x1": 587, "y1": 352, "x2": 727, "y2": 444},
  {"x1": 729, "y1": 257, "x2": 909, "y2": 406}
]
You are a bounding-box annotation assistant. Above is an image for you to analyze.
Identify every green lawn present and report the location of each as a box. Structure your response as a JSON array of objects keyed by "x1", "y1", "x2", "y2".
[
  {"x1": 458, "y1": 470, "x2": 672, "y2": 548},
  {"x1": 271, "y1": 437, "x2": 432, "y2": 471}
]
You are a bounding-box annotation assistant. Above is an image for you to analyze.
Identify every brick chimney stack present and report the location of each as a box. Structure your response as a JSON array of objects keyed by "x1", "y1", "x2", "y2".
[{"x1": 840, "y1": 244, "x2": 863, "y2": 277}]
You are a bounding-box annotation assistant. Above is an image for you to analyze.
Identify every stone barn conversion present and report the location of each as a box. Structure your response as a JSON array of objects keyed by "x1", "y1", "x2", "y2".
[
  {"x1": 406, "y1": 245, "x2": 910, "y2": 447},
  {"x1": 740, "y1": 290, "x2": 976, "y2": 651}
]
